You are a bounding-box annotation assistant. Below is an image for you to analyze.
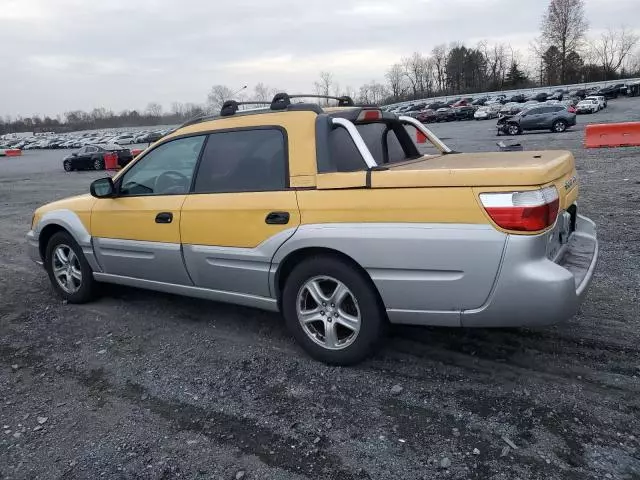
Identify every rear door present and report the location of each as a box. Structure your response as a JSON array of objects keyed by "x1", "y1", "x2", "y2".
[{"x1": 180, "y1": 128, "x2": 300, "y2": 298}]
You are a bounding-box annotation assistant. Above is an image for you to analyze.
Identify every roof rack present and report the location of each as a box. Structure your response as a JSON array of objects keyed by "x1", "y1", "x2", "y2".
[
  {"x1": 271, "y1": 93, "x2": 354, "y2": 110},
  {"x1": 220, "y1": 100, "x2": 271, "y2": 117},
  {"x1": 174, "y1": 92, "x2": 357, "y2": 130}
]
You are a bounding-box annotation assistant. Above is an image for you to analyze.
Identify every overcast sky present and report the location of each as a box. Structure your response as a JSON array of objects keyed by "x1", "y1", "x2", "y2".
[{"x1": 1, "y1": 0, "x2": 639, "y2": 117}]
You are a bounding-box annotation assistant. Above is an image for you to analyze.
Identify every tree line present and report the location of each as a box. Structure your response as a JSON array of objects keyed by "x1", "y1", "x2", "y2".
[{"x1": 1, "y1": 0, "x2": 638, "y2": 135}]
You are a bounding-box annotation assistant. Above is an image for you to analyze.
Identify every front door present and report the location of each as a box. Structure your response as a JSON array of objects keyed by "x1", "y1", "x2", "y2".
[
  {"x1": 91, "y1": 135, "x2": 206, "y2": 285},
  {"x1": 180, "y1": 128, "x2": 300, "y2": 298}
]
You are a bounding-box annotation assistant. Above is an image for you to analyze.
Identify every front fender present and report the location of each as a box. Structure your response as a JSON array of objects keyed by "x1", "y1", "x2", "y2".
[{"x1": 30, "y1": 209, "x2": 102, "y2": 272}]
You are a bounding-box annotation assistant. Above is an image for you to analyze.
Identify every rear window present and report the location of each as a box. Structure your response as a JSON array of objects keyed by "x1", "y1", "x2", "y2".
[
  {"x1": 328, "y1": 127, "x2": 367, "y2": 172},
  {"x1": 355, "y1": 123, "x2": 406, "y2": 165}
]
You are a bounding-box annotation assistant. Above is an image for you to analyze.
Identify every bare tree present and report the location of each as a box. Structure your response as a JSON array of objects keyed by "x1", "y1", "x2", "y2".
[
  {"x1": 540, "y1": 0, "x2": 589, "y2": 83},
  {"x1": 357, "y1": 81, "x2": 388, "y2": 105},
  {"x1": 589, "y1": 26, "x2": 640, "y2": 79},
  {"x1": 385, "y1": 63, "x2": 407, "y2": 99},
  {"x1": 254, "y1": 83, "x2": 279, "y2": 102},
  {"x1": 479, "y1": 41, "x2": 508, "y2": 90},
  {"x1": 314, "y1": 72, "x2": 334, "y2": 104},
  {"x1": 402, "y1": 52, "x2": 430, "y2": 99},
  {"x1": 145, "y1": 102, "x2": 163, "y2": 117},
  {"x1": 170, "y1": 102, "x2": 185, "y2": 117},
  {"x1": 206, "y1": 85, "x2": 235, "y2": 113},
  {"x1": 431, "y1": 44, "x2": 448, "y2": 92}
]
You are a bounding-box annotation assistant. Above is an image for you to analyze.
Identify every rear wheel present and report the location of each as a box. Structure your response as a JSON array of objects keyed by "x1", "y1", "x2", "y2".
[
  {"x1": 552, "y1": 120, "x2": 567, "y2": 133},
  {"x1": 45, "y1": 231, "x2": 97, "y2": 303},
  {"x1": 93, "y1": 158, "x2": 104, "y2": 170},
  {"x1": 282, "y1": 256, "x2": 387, "y2": 365}
]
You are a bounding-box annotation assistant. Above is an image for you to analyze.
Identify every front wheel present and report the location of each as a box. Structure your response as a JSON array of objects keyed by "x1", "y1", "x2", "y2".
[
  {"x1": 552, "y1": 120, "x2": 567, "y2": 133},
  {"x1": 93, "y1": 158, "x2": 104, "y2": 170},
  {"x1": 281, "y1": 256, "x2": 387, "y2": 365},
  {"x1": 63, "y1": 160, "x2": 72, "y2": 172},
  {"x1": 45, "y1": 231, "x2": 97, "y2": 303},
  {"x1": 507, "y1": 123, "x2": 521, "y2": 135}
]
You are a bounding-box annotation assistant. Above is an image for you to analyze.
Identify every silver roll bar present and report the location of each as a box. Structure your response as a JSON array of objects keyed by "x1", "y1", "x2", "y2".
[
  {"x1": 330, "y1": 117, "x2": 378, "y2": 169},
  {"x1": 399, "y1": 115, "x2": 453, "y2": 154}
]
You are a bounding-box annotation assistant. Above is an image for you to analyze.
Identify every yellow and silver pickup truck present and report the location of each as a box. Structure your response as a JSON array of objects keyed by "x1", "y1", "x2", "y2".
[{"x1": 27, "y1": 93, "x2": 598, "y2": 365}]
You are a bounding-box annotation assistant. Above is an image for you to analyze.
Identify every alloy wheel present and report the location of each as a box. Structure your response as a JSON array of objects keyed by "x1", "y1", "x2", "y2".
[
  {"x1": 296, "y1": 276, "x2": 361, "y2": 350},
  {"x1": 51, "y1": 244, "x2": 82, "y2": 294}
]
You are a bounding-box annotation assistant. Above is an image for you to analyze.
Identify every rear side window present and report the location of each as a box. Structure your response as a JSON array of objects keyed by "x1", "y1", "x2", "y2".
[
  {"x1": 328, "y1": 127, "x2": 367, "y2": 172},
  {"x1": 193, "y1": 129, "x2": 287, "y2": 193}
]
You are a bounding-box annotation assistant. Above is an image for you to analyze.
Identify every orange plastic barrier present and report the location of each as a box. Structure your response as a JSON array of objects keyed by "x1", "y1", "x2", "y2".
[
  {"x1": 5, "y1": 149, "x2": 22, "y2": 157},
  {"x1": 416, "y1": 130, "x2": 427, "y2": 144},
  {"x1": 131, "y1": 148, "x2": 143, "y2": 157},
  {"x1": 104, "y1": 152, "x2": 119, "y2": 170},
  {"x1": 584, "y1": 122, "x2": 640, "y2": 148}
]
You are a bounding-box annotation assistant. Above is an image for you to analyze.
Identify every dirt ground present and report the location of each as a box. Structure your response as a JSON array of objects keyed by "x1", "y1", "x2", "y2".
[{"x1": 1, "y1": 99, "x2": 639, "y2": 480}]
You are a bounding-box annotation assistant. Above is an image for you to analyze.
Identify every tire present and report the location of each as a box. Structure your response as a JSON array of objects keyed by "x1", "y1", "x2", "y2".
[
  {"x1": 507, "y1": 123, "x2": 521, "y2": 135},
  {"x1": 44, "y1": 231, "x2": 97, "y2": 303},
  {"x1": 552, "y1": 120, "x2": 567, "y2": 133},
  {"x1": 93, "y1": 158, "x2": 104, "y2": 170},
  {"x1": 281, "y1": 256, "x2": 387, "y2": 365},
  {"x1": 63, "y1": 160, "x2": 72, "y2": 172}
]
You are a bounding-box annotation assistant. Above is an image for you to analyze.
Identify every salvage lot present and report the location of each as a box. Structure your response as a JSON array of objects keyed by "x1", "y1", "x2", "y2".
[{"x1": 1, "y1": 98, "x2": 639, "y2": 480}]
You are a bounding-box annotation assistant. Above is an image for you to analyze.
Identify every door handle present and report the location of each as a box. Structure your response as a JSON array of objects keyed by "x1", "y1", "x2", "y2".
[
  {"x1": 155, "y1": 212, "x2": 173, "y2": 224},
  {"x1": 265, "y1": 212, "x2": 290, "y2": 225}
]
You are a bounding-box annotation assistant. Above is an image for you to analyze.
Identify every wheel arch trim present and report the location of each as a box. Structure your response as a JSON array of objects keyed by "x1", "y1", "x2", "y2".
[{"x1": 34, "y1": 209, "x2": 102, "y2": 272}]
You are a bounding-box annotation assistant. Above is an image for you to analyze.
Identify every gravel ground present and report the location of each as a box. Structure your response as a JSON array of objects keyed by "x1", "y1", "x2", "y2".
[{"x1": 1, "y1": 99, "x2": 639, "y2": 480}]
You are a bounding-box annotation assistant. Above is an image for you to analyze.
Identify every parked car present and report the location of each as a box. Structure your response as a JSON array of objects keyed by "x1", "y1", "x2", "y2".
[
  {"x1": 445, "y1": 98, "x2": 461, "y2": 106},
  {"x1": 113, "y1": 134, "x2": 136, "y2": 145},
  {"x1": 435, "y1": 107, "x2": 456, "y2": 122},
  {"x1": 526, "y1": 92, "x2": 549, "y2": 102},
  {"x1": 427, "y1": 102, "x2": 448, "y2": 110},
  {"x1": 576, "y1": 99, "x2": 600, "y2": 114},
  {"x1": 145, "y1": 132, "x2": 166, "y2": 143},
  {"x1": 454, "y1": 105, "x2": 476, "y2": 120},
  {"x1": 499, "y1": 103, "x2": 522, "y2": 117},
  {"x1": 27, "y1": 94, "x2": 598, "y2": 365},
  {"x1": 416, "y1": 109, "x2": 437, "y2": 123},
  {"x1": 474, "y1": 105, "x2": 499, "y2": 120},
  {"x1": 548, "y1": 89, "x2": 566, "y2": 101},
  {"x1": 506, "y1": 94, "x2": 526, "y2": 103},
  {"x1": 497, "y1": 105, "x2": 577, "y2": 135},
  {"x1": 485, "y1": 95, "x2": 507, "y2": 105},
  {"x1": 569, "y1": 89, "x2": 587, "y2": 100},
  {"x1": 596, "y1": 86, "x2": 619, "y2": 100},
  {"x1": 452, "y1": 99, "x2": 470, "y2": 107},
  {"x1": 471, "y1": 96, "x2": 488, "y2": 106},
  {"x1": 62, "y1": 144, "x2": 134, "y2": 171},
  {"x1": 585, "y1": 95, "x2": 606, "y2": 109}
]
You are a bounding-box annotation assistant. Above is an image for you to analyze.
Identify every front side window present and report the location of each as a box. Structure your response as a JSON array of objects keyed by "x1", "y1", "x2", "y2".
[
  {"x1": 193, "y1": 129, "x2": 287, "y2": 193},
  {"x1": 119, "y1": 135, "x2": 205, "y2": 196}
]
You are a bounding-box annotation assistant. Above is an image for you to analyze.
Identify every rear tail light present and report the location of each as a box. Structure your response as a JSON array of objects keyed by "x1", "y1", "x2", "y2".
[{"x1": 480, "y1": 186, "x2": 560, "y2": 232}]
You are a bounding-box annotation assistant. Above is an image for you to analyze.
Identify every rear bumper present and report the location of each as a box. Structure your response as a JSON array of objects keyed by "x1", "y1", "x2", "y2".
[{"x1": 461, "y1": 214, "x2": 598, "y2": 327}]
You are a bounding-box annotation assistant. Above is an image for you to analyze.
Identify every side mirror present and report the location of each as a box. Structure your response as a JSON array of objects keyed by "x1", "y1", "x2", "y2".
[{"x1": 90, "y1": 177, "x2": 115, "y2": 198}]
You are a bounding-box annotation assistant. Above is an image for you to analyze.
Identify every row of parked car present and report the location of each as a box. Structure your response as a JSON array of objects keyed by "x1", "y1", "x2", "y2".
[
  {"x1": 387, "y1": 82, "x2": 629, "y2": 123},
  {"x1": 394, "y1": 91, "x2": 611, "y2": 126},
  {"x1": 0, "y1": 129, "x2": 170, "y2": 151}
]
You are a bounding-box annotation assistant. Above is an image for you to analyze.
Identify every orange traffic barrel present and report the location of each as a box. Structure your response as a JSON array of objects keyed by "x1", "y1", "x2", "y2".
[{"x1": 103, "y1": 152, "x2": 119, "y2": 170}]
